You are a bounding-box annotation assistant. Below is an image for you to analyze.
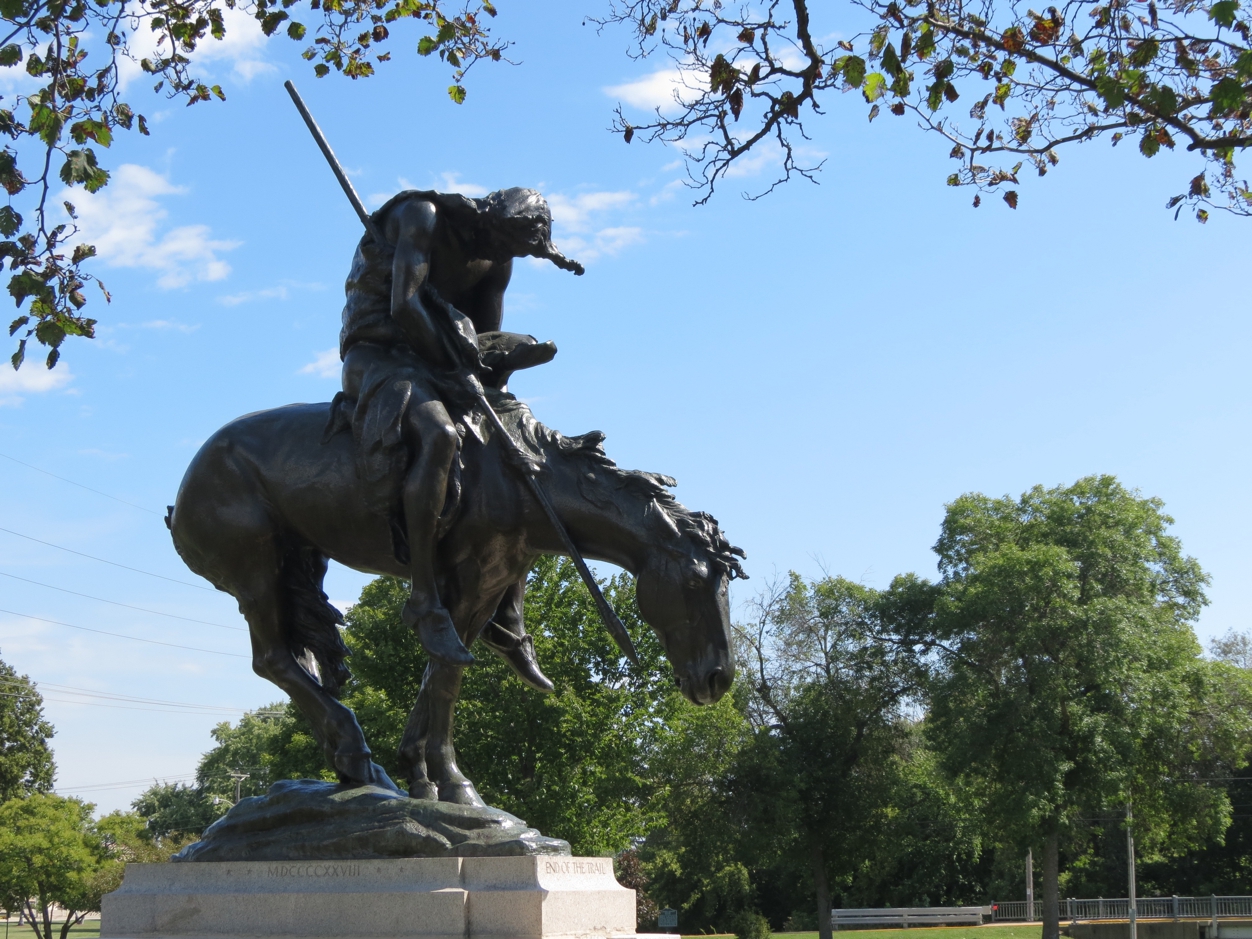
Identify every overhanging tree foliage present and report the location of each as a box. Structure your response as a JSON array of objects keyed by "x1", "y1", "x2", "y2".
[
  {"x1": 600, "y1": 0, "x2": 1252, "y2": 219},
  {"x1": 2, "y1": 0, "x2": 505, "y2": 371}
]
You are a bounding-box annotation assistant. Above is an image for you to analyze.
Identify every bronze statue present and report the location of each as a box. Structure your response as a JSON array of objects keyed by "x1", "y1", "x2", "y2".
[{"x1": 165, "y1": 85, "x2": 746, "y2": 813}]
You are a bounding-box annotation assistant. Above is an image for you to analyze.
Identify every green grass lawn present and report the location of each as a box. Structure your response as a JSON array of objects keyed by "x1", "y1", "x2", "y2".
[
  {"x1": 763, "y1": 928, "x2": 1042, "y2": 939},
  {"x1": 0, "y1": 920, "x2": 101, "y2": 939}
]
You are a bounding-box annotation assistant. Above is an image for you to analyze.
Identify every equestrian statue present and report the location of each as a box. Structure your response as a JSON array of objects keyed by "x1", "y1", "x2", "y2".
[{"x1": 165, "y1": 87, "x2": 746, "y2": 821}]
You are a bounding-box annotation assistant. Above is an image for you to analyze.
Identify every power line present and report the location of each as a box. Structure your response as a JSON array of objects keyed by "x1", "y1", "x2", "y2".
[
  {"x1": 0, "y1": 679, "x2": 283, "y2": 716},
  {"x1": 0, "y1": 451, "x2": 162, "y2": 516},
  {"x1": 0, "y1": 678, "x2": 271, "y2": 711},
  {"x1": 0, "y1": 607, "x2": 246, "y2": 658},
  {"x1": 56, "y1": 772, "x2": 198, "y2": 793},
  {"x1": 0, "y1": 526, "x2": 213, "y2": 591},
  {"x1": 0, "y1": 570, "x2": 243, "y2": 631}
]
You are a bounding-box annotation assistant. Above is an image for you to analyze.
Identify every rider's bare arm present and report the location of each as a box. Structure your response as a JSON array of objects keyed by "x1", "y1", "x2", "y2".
[
  {"x1": 387, "y1": 199, "x2": 455, "y2": 370},
  {"x1": 467, "y1": 258, "x2": 512, "y2": 334}
]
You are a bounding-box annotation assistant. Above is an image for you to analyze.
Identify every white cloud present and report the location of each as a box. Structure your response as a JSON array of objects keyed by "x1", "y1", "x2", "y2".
[
  {"x1": 300, "y1": 348, "x2": 340, "y2": 379},
  {"x1": 605, "y1": 67, "x2": 698, "y2": 111},
  {"x1": 436, "y1": 172, "x2": 489, "y2": 197},
  {"x1": 546, "y1": 190, "x2": 645, "y2": 263},
  {"x1": 116, "y1": 8, "x2": 273, "y2": 91},
  {"x1": 69, "y1": 164, "x2": 240, "y2": 289},
  {"x1": 0, "y1": 361, "x2": 73, "y2": 406},
  {"x1": 219, "y1": 281, "x2": 325, "y2": 306},
  {"x1": 547, "y1": 191, "x2": 636, "y2": 233},
  {"x1": 143, "y1": 319, "x2": 198, "y2": 331}
]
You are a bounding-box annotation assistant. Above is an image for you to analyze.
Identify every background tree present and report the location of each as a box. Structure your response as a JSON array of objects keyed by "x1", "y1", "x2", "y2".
[
  {"x1": 2, "y1": 0, "x2": 506, "y2": 371},
  {"x1": 921, "y1": 474, "x2": 1252, "y2": 939},
  {"x1": 0, "y1": 793, "x2": 104, "y2": 939},
  {"x1": 600, "y1": 0, "x2": 1252, "y2": 219},
  {"x1": 732, "y1": 574, "x2": 921, "y2": 939},
  {"x1": 0, "y1": 655, "x2": 54, "y2": 802}
]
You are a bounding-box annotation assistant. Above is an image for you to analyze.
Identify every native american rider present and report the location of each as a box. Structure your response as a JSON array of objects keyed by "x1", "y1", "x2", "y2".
[{"x1": 336, "y1": 187, "x2": 583, "y2": 689}]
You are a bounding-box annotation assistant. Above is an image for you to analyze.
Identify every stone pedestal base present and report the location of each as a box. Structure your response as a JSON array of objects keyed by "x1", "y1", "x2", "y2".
[{"x1": 101, "y1": 856, "x2": 664, "y2": 939}]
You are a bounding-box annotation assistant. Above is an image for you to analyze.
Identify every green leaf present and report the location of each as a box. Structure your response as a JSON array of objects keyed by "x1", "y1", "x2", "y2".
[
  {"x1": 881, "y1": 43, "x2": 901, "y2": 77},
  {"x1": 0, "y1": 44, "x2": 21, "y2": 66},
  {"x1": 287, "y1": 20, "x2": 306, "y2": 39},
  {"x1": 1095, "y1": 75, "x2": 1126, "y2": 109},
  {"x1": 1210, "y1": 0, "x2": 1240, "y2": 27},
  {"x1": 0, "y1": 205, "x2": 21, "y2": 238},
  {"x1": 28, "y1": 104, "x2": 63, "y2": 146},
  {"x1": 8, "y1": 314, "x2": 27, "y2": 335},
  {"x1": 260, "y1": 10, "x2": 288, "y2": 34},
  {"x1": 71, "y1": 243, "x2": 95, "y2": 264},
  {"x1": 869, "y1": 25, "x2": 888, "y2": 55},
  {"x1": 447, "y1": 83, "x2": 466, "y2": 104},
  {"x1": 1210, "y1": 76, "x2": 1245, "y2": 114},
  {"x1": 842, "y1": 56, "x2": 866, "y2": 88},
  {"x1": 863, "y1": 72, "x2": 887, "y2": 102},
  {"x1": 417, "y1": 35, "x2": 437, "y2": 56},
  {"x1": 1128, "y1": 38, "x2": 1159, "y2": 67},
  {"x1": 1142, "y1": 84, "x2": 1179, "y2": 116},
  {"x1": 10, "y1": 337, "x2": 23, "y2": 369},
  {"x1": 1139, "y1": 127, "x2": 1161, "y2": 156},
  {"x1": 928, "y1": 80, "x2": 946, "y2": 110}
]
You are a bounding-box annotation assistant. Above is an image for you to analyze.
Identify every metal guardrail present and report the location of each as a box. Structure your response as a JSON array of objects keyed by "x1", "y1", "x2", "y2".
[
  {"x1": 833, "y1": 907, "x2": 988, "y2": 927},
  {"x1": 991, "y1": 896, "x2": 1252, "y2": 923}
]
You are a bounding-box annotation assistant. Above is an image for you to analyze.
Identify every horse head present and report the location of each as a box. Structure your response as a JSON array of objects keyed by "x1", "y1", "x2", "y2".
[
  {"x1": 495, "y1": 400, "x2": 749, "y2": 707},
  {"x1": 631, "y1": 491, "x2": 748, "y2": 706}
]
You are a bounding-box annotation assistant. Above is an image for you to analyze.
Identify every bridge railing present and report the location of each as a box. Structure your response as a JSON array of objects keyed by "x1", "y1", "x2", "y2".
[{"x1": 990, "y1": 896, "x2": 1252, "y2": 922}]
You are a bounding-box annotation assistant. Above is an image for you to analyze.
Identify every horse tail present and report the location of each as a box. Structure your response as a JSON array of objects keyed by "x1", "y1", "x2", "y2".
[{"x1": 281, "y1": 547, "x2": 352, "y2": 698}]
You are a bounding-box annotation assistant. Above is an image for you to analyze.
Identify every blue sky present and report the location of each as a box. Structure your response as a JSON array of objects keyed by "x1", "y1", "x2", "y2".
[{"x1": 0, "y1": 1, "x2": 1249, "y2": 813}]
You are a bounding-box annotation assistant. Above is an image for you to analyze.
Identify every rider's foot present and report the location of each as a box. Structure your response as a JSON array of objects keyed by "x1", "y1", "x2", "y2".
[
  {"x1": 402, "y1": 601, "x2": 474, "y2": 667},
  {"x1": 480, "y1": 620, "x2": 554, "y2": 693}
]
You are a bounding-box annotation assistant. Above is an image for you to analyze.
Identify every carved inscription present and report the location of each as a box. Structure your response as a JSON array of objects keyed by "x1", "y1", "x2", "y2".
[
  {"x1": 543, "y1": 859, "x2": 610, "y2": 876},
  {"x1": 267, "y1": 864, "x2": 362, "y2": 878}
]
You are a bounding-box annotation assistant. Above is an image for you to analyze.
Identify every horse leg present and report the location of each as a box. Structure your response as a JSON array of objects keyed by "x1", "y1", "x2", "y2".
[
  {"x1": 237, "y1": 564, "x2": 398, "y2": 791},
  {"x1": 397, "y1": 658, "x2": 484, "y2": 806}
]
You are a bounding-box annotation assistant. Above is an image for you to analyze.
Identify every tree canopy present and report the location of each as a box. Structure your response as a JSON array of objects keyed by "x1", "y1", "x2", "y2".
[{"x1": 0, "y1": 655, "x2": 55, "y2": 802}]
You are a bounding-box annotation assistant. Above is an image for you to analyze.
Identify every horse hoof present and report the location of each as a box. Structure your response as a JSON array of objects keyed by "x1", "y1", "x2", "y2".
[
  {"x1": 366, "y1": 762, "x2": 403, "y2": 793},
  {"x1": 408, "y1": 780, "x2": 438, "y2": 801},
  {"x1": 438, "y1": 780, "x2": 487, "y2": 808}
]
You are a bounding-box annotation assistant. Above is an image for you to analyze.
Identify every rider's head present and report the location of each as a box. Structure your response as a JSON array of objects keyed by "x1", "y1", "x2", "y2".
[{"x1": 477, "y1": 188, "x2": 585, "y2": 276}]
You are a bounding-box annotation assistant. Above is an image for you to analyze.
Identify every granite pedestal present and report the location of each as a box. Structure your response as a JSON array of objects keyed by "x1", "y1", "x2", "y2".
[{"x1": 101, "y1": 856, "x2": 663, "y2": 939}]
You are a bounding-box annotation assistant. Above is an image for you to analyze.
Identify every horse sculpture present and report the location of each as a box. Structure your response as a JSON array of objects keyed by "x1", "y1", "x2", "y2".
[{"x1": 168, "y1": 384, "x2": 746, "y2": 806}]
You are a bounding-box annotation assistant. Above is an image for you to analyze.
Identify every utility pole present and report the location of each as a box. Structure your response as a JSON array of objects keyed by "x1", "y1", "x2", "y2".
[
  {"x1": 1127, "y1": 803, "x2": 1138, "y2": 939},
  {"x1": 1027, "y1": 849, "x2": 1035, "y2": 920},
  {"x1": 229, "y1": 772, "x2": 249, "y2": 804}
]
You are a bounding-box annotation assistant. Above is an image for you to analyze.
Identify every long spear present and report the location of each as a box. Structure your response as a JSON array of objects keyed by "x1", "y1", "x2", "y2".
[{"x1": 283, "y1": 80, "x2": 639, "y2": 665}]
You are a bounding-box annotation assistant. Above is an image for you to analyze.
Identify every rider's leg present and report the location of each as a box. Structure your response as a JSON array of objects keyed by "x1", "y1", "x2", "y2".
[
  {"x1": 479, "y1": 579, "x2": 554, "y2": 693},
  {"x1": 400, "y1": 394, "x2": 474, "y2": 666}
]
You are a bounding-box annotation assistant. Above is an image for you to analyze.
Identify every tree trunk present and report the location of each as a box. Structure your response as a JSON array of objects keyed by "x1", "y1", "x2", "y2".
[
  {"x1": 813, "y1": 844, "x2": 833, "y2": 939},
  {"x1": 1042, "y1": 829, "x2": 1061, "y2": 939}
]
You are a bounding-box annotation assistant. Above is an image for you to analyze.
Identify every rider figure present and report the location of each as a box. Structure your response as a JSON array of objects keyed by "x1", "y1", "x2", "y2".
[{"x1": 339, "y1": 187, "x2": 582, "y2": 687}]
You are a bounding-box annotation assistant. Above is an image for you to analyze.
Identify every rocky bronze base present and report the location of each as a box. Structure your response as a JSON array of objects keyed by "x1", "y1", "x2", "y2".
[{"x1": 172, "y1": 779, "x2": 570, "y2": 861}]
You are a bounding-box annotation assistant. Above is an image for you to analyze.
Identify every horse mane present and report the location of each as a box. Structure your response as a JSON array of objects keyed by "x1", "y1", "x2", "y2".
[{"x1": 491, "y1": 394, "x2": 748, "y2": 580}]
